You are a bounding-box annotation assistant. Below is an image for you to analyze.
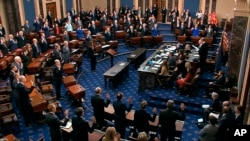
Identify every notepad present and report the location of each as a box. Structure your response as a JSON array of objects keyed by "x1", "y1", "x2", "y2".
[{"x1": 151, "y1": 67, "x2": 158, "y2": 70}]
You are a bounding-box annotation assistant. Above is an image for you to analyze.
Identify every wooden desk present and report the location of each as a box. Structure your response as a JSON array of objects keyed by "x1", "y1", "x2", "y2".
[
  {"x1": 115, "y1": 31, "x2": 126, "y2": 40},
  {"x1": 63, "y1": 75, "x2": 77, "y2": 87},
  {"x1": 127, "y1": 48, "x2": 147, "y2": 69},
  {"x1": 25, "y1": 75, "x2": 35, "y2": 88},
  {"x1": 1, "y1": 134, "x2": 18, "y2": 141},
  {"x1": 67, "y1": 84, "x2": 86, "y2": 105},
  {"x1": 27, "y1": 61, "x2": 42, "y2": 74},
  {"x1": 30, "y1": 89, "x2": 48, "y2": 113},
  {"x1": 103, "y1": 61, "x2": 129, "y2": 88},
  {"x1": 63, "y1": 63, "x2": 75, "y2": 75}
]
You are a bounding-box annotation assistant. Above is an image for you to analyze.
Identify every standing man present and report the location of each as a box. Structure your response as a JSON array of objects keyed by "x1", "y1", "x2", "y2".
[
  {"x1": 153, "y1": 4, "x2": 158, "y2": 20},
  {"x1": 47, "y1": 11, "x2": 53, "y2": 28},
  {"x1": 45, "y1": 103, "x2": 69, "y2": 141},
  {"x1": 134, "y1": 100, "x2": 157, "y2": 133},
  {"x1": 91, "y1": 87, "x2": 110, "y2": 129},
  {"x1": 159, "y1": 100, "x2": 186, "y2": 141},
  {"x1": 72, "y1": 107, "x2": 97, "y2": 141},
  {"x1": 161, "y1": 7, "x2": 167, "y2": 23},
  {"x1": 53, "y1": 59, "x2": 64, "y2": 100},
  {"x1": 198, "y1": 37, "x2": 208, "y2": 72},
  {"x1": 113, "y1": 92, "x2": 133, "y2": 138},
  {"x1": 16, "y1": 75, "x2": 36, "y2": 127}
]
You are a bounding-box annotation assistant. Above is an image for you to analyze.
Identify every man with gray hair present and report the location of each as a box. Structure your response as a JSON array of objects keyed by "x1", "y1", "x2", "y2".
[
  {"x1": 12, "y1": 56, "x2": 23, "y2": 75},
  {"x1": 16, "y1": 75, "x2": 36, "y2": 126},
  {"x1": 159, "y1": 100, "x2": 185, "y2": 141}
]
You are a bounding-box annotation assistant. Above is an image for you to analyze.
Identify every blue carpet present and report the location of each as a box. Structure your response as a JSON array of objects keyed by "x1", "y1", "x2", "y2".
[{"x1": 4, "y1": 23, "x2": 224, "y2": 141}]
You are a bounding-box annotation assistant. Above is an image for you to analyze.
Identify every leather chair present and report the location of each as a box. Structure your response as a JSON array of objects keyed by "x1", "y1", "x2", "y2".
[
  {"x1": 115, "y1": 31, "x2": 126, "y2": 41},
  {"x1": 153, "y1": 36, "x2": 163, "y2": 47},
  {"x1": 191, "y1": 36, "x2": 201, "y2": 46},
  {"x1": 175, "y1": 28, "x2": 180, "y2": 36},
  {"x1": 108, "y1": 40, "x2": 119, "y2": 50},
  {"x1": 142, "y1": 36, "x2": 153, "y2": 47},
  {"x1": 204, "y1": 37, "x2": 213, "y2": 48},
  {"x1": 180, "y1": 74, "x2": 200, "y2": 95},
  {"x1": 129, "y1": 37, "x2": 141, "y2": 49},
  {"x1": 69, "y1": 40, "x2": 79, "y2": 49},
  {"x1": 0, "y1": 103, "x2": 14, "y2": 117},
  {"x1": 177, "y1": 35, "x2": 187, "y2": 44},
  {"x1": 69, "y1": 31, "x2": 78, "y2": 40}
]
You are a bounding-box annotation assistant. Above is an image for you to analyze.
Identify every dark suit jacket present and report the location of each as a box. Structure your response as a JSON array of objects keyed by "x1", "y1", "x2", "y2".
[
  {"x1": 32, "y1": 44, "x2": 41, "y2": 58},
  {"x1": 39, "y1": 38, "x2": 48, "y2": 53},
  {"x1": 52, "y1": 49, "x2": 62, "y2": 61},
  {"x1": 104, "y1": 32, "x2": 112, "y2": 42},
  {"x1": 91, "y1": 94, "x2": 110, "y2": 122},
  {"x1": 89, "y1": 25, "x2": 98, "y2": 35},
  {"x1": 233, "y1": 114, "x2": 243, "y2": 125},
  {"x1": 211, "y1": 99, "x2": 221, "y2": 112},
  {"x1": 214, "y1": 75, "x2": 226, "y2": 85},
  {"x1": 16, "y1": 83, "x2": 35, "y2": 106},
  {"x1": 159, "y1": 109, "x2": 180, "y2": 134},
  {"x1": 53, "y1": 66, "x2": 63, "y2": 84},
  {"x1": 33, "y1": 21, "x2": 41, "y2": 32},
  {"x1": 22, "y1": 24, "x2": 31, "y2": 35},
  {"x1": 199, "y1": 43, "x2": 208, "y2": 64},
  {"x1": 217, "y1": 113, "x2": 232, "y2": 140},
  {"x1": 140, "y1": 27, "x2": 149, "y2": 36},
  {"x1": 0, "y1": 43, "x2": 9, "y2": 55},
  {"x1": 9, "y1": 70, "x2": 16, "y2": 87},
  {"x1": 72, "y1": 116, "x2": 96, "y2": 141},
  {"x1": 45, "y1": 112, "x2": 68, "y2": 141},
  {"x1": 8, "y1": 40, "x2": 18, "y2": 52},
  {"x1": 113, "y1": 100, "x2": 133, "y2": 124},
  {"x1": 16, "y1": 35, "x2": 27, "y2": 48},
  {"x1": 134, "y1": 109, "x2": 156, "y2": 133}
]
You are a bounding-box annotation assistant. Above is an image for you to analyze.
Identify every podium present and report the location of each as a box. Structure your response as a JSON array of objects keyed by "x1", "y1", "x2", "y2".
[
  {"x1": 63, "y1": 75, "x2": 77, "y2": 87},
  {"x1": 67, "y1": 84, "x2": 86, "y2": 106},
  {"x1": 106, "y1": 49, "x2": 117, "y2": 67}
]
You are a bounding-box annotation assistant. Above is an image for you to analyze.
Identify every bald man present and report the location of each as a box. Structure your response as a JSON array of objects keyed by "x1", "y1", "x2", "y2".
[{"x1": 90, "y1": 87, "x2": 110, "y2": 129}]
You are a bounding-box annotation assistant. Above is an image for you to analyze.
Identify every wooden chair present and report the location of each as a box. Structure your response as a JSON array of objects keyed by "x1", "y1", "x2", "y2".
[
  {"x1": 177, "y1": 35, "x2": 187, "y2": 44},
  {"x1": 181, "y1": 74, "x2": 200, "y2": 95},
  {"x1": 191, "y1": 36, "x2": 201, "y2": 46},
  {"x1": 153, "y1": 36, "x2": 163, "y2": 47},
  {"x1": 175, "y1": 28, "x2": 180, "y2": 36},
  {"x1": 0, "y1": 113, "x2": 19, "y2": 133},
  {"x1": 0, "y1": 103, "x2": 14, "y2": 117},
  {"x1": 43, "y1": 67, "x2": 53, "y2": 81},
  {"x1": 115, "y1": 31, "x2": 127, "y2": 42},
  {"x1": 142, "y1": 36, "x2": 153, "y2": 47},
  {"x1": 204, "y1": 37, "x2": 213, "y2": 48},
  {"x1": 129, "y1": 37, "x2": 141, "y2": 49},
  {"x1": 0, "y1": 95, "x2": 11, "y2": 104}
]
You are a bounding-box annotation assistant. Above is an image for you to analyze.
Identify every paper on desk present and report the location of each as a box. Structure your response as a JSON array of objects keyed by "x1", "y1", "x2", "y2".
[
  {"x1": 202, "y1": 104, "x2": 210, "y2": 108},
  {"x1": 120, "y1": 62, "x2": 126, "y2": 66},
  {"x1": 154, "y1": 65, "x2": 161, "y2": 68},
  {"x1": 151, "y1": 67, "x2": 158, "y2": 70}
]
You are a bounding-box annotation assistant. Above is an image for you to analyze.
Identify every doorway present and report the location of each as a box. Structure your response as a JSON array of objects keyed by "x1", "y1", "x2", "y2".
[
  {"x1": 46, "y1": 2, "x2": 57, "y2": 26},
  {"x1": 152, "y1": 0, "x2": 166, "y2": 22}
]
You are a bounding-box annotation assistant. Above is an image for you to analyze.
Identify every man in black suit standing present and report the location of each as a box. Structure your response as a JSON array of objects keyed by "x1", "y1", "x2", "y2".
[
  {"x1": 161, "y1": 7, "x2": 167, "y2": 23},
  {"x1": 72, "y1": 107, "x2": 97, "y2": 141},
  {"x1": 159, "y1": 100, "x2": 186, "y2": 141},
  {"x1": 16, "y1": 75, "x2": 36, "y2": 126},
  {"x1": 45, "y1": 103, "x2": 69, "y2": 141},
  {"x1": 152, "y1": 4, "x2": 158, "y2": 20},
  {"x1": 47, "y1": 11, "x2": 53, "y2": 28},
  {"x1": 217, "y1": 106, "x2": 232, "y2": 141},
  {"x1": 53, "y1": 59, "x2": 64, "y2": 99},
  {"x1": 32, "y1": 38, "x2": 41, "y2": 58},
  {"x1": 16, "y1": 31, "x2": 27, "y2": 48},
  {"x1": 104, "y1": 27, "x2": 113, "y2": 42},
  {"x1": 91, "y1": 87, "x2": 110, "y2": 129},
  {"x1": 113, "y1": 92, "x2": 133, "y2": 138},
  {"x1": 198, "y1": 37, "x2": 208, "y2": 72},
  {"x1": 134, "y1": 100, "x2": 157, "y2": 133}
]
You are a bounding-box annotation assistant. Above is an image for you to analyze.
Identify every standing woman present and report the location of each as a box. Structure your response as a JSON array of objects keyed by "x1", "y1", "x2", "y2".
[{"x1": 157, "y1": 60, "x2": 170, "y2": 87}]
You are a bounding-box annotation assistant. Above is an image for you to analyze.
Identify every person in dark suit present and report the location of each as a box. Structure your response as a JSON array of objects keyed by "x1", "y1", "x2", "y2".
[
  {"x1": 53, "y1": 59, "x2": 64, "y2": 100},
  {"x1": 198, "y1": 37, "x2": 208, "y2": 72},
  {"x1": 54, "y1": 16, "x2": 63, "y2": 27},
  {"x1": 161, "y1": 7, "x2": 167, "y2": 23},
  {"x1": 203, "y1": 92, "x2": 221, "y2": 122},
  {"x1": 91, "y1": 87, "x2": 111, "y2": 129},
  {"x1": 52, "y1": 43, "x2": 62, "y2": 62},
  {"x1": 104, "y1": 27, "x2": 113, "y2": 42},
  {"x1": 127, "y1": 25, "x2": 136, "y2": 38},
  {"x1": 45, "y1": 103, "x2": 69, "y2": 141},
  {"x1": 32, "y1": 38, "x2": 41, "y2": 58},
  {"x1": 0, "y1": 24, "x2": 6, "y2": 37},
  {"x1": 8, "y1": 34, "x2": 18, "y2": 52},
  {"x1": 89, "y1": 44, "x2": 97, "y2": 71},
  {"x1": 159, "y1": 100, "x2": 186, "y2": 141},
  {"x1": 72, "y1": 107, "x2": 97, "y2": 141},
  {"x1": 152, "y1": 4, "x2": 158, "y2": 20},
  {"x1": 205, "y1": 70, "x2": 226, "y2": 97},
  {"x1": 69, "y1": 7, "x2": 76, "y2": 20},
  {"x1": 134, "y1": 100, "x2": 157, "y2": 133},
  {"x1": 16, "y1": 31, "x2": 27, "y2": 48},
  {"x1": 9, "y1": 65, "x2": 18, "y2": 88},
  {"x1": 16, "y1": 75, "x2": 36, "y2": 126},
  {"x1": 21, "y1": 49, "x2": 31, "y2": 75},
  {"x1": 22, "y1": 20, "x2": 31, "y2": 35},
  {"x1": 233, "y1": 105, "x2": 244, "y2": 125},
  {"x1": 217, "y1": 106, "x2": 232, "y2": 141},
  {"x1": 113, "y1": 92, "x2": 133, "y2": 138},
  {"x1": 199, "y1": 115, "x2": 219, "y2": 141},
  {"x1": 89, "y1": 20, "x2": 98, "y2": 35},
  {"x1": 62, "y1": 41, "x2": 70, "y2": 64},
  {"x1": 39, "y1": 33, "x2": 48, "y2": 53},
  {"x1": 33, "y1": 17, "x2": 42, "y2": 33},
  {"x1": 140, "y1": 23, "x2": 149, "y2": 36},
  {"x1": 47, "y1": 11, "x2": 53, "y2": 28},
  {"x1": 0, "y1": 37, "x2": 9, "y2": 55}
]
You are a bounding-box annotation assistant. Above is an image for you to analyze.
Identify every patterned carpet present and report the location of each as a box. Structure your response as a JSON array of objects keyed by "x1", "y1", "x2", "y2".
[{"x1": 2, "y1": 23, "x2": 223, "y2": 141}]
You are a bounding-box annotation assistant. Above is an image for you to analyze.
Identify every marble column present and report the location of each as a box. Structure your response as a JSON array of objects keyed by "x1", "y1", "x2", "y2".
[
  {"x1": 228, "y1": 16, "x2": 248, "y2": 84},
  {"x1": 4, "y1": 0, "x2": 21, "y2": 34}
]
